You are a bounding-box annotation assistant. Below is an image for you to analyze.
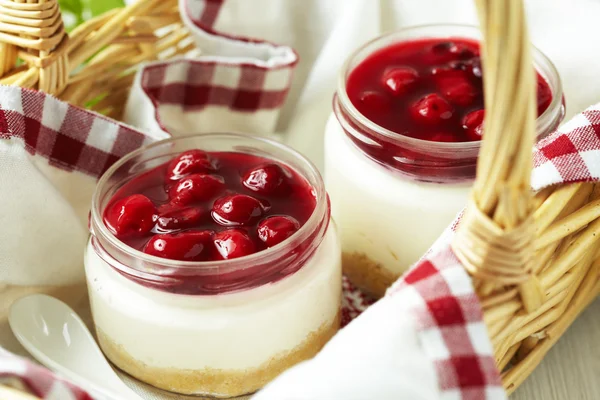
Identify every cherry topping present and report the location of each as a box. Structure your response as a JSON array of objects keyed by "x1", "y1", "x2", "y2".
[
  {"x1": 257, "y1": 216, "x2": 300, "y2": 247},
  {"x1": 169, "y1": 174, "x2": 225, "y2": 205},
  {"x1": 430, "y1": 132, "x2": 459, "y2": 143},
  {"x1": 536, "y1": 78, "x2": 552, "y2": 116},
  {"x1": 104, "y1": 194, "x2": 157, "y2": 238},
  {"x1": 213, "y1": 229, "x2": 256, "y2": 260},
  {"x1": 242, "y1": 164, "x2": 289, "y2": 195},
  {"x1": 156, "y1": 204, "x2": 204, "y2": 230},
  {"x1": 166, "y1": 150, "x2": 214, "y2": 180},
  {"x1": 358, "y1": 91, "x2": 391, "y2": 113},
  {"x1": 410, "y1": 94, "x2": 453, "y2": 125},
  {"x1": 438, "y1": 77, "x2": 478, "y2": 106},
  {"x1": 429, "y1": 41, "x2": 477, "y2": 62},
  {"x1": 428, "y1": 42, "x2": 456, "y2": 63},
  {"x1": 431, "y1": 64, "x2": 464, "y2": 78},
  {"x1": 468, "y1": 58, "x2": 482, "y2": 78},
  {"x1": 431, "y1": 41, "x2": 454, "y2": 53},
  {"x1": 346, "y1": 37, "x2": 552, "y2": 143},
  {"x1": 462, "y1": 109, "x2": 485, "y2": 141},
  {"x1": 103, "y1": 150, "x2": 317, "y2": 265},
  {"x1": 380, "y1": 67, "x2": 419, "y2": 96},
  {"x1": 443, "y1": 59, "x2": 482, "y2": 80},
  {"x1": 212, "y1": 194, "x2": 266, "y2": 226},
  {"x1": 143, "y1": 230, "x2": 213, "y2": 261}
]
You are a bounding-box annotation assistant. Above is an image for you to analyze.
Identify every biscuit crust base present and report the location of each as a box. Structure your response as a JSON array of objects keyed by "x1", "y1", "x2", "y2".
[
  {"x1": 96, "y1": 311, "x2": 341, "y2": 398},
  {"x1": 342, "y1": 252, "x2": 400, "y2": 298}
]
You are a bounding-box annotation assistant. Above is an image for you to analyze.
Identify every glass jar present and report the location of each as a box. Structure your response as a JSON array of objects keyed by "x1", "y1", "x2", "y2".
[
  {"x1": 85, "y1": 133, "x2": 341, "y2": 397},
  {"x1": 325, "y1": 24, "x2": 564, "y2": 298}
]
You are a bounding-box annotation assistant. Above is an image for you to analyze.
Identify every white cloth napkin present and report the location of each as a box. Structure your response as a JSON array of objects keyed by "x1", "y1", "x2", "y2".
[
  {"x1": 210, "y1": 0, "x2": 600, "y2": 171},
  {"x1": 253, "y1": 292, "x2": 440, "y2": 400},
  {"x1": 2, "y1": 0, "x2": 600, "y2": 399},
  {"x1": 172, "y1": 1, "x2": 600, "y2": 399}
]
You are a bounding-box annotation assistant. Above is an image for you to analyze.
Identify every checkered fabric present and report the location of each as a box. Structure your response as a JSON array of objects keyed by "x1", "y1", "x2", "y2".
[
  {"x1": 532, "y1": 108, "x2": 600, "y2": 189},
  {"x1": 0, "y1": 348, "x2": 93, "y2": 400},
  {"x1": 125, "y1": 0, "x2": 298, "y2": 137},
  {"x1": 388, "y1": 243, "x2": 504, "y2": 400},
  {"x1": 181, "y1": 0, "x2": 299, "y2": 112},
  {"x1": 383, "y1": 103, "x2": 600, "y2": 400},
  {"x1": 0, "y1": 87, "x2": 153, "y2": 179},
  {"x1": 0, "y1": 0, "x2": 599, "y2": 397},
  {"x1": 342, "y1": 276, "x2": 375, "y2": 326},
  {"x1": 0, "y1": 82, "x2": 368, "y2": 400},
  {"x1": 142, "y1": 60, "x2": 294, "y2": 112}
]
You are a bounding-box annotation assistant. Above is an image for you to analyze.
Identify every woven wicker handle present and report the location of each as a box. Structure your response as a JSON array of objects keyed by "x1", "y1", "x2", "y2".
[
  {"x1": 0, "y1": 0, "x2": 186, "y2": 107},
  {"x1": 0, "y1": 0, "x2": 69, "y2": 94},
  {"x1": 452, "y1": 0, "x2": 543, "y2": 313},
  {"x1": 453, "y1": 0, "x2": 600, "y2": 393}
]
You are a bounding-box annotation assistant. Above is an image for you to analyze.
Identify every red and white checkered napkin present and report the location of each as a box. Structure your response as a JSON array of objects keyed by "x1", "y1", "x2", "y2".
[
  {"x1": 531, "y1": 108, "x2": 600, "y2": 190},
  {"x1": 0, "y1": 0, "x2": 366, "y2": 397},
  {"x1": 0, "y1": 0, "x2": 599, "y2": 397},
  {"x1": 377, "y1": 108, "x2": 600, "y2": 399},
  {"x1": 256, "y1": 107, "x2": 600, "y2": 400},
  {"x1": 125, "y1": 0, "x2": 298, "y2": 138},
  {"x1": 0, "y1": 348, "x2": 92, "y2": 399}
]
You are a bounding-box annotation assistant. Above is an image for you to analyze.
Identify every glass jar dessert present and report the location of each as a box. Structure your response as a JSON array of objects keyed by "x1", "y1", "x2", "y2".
[
  {"x1": 85, "y1": 133, "x2": 342, "y2": 397},
  {"x1": 325, "y1": 24, "x2": 564, "y2": 298}
]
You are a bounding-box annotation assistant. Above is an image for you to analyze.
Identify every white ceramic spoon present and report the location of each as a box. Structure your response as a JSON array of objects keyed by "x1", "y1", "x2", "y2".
[{"x1": 9, "y1": 294, "x2": 144, "y2": 400}]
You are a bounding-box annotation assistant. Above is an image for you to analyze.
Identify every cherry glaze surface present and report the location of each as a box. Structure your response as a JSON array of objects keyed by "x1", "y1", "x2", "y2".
[
  {"x1": 346, "y1": 37, "x2": 552, "y2": 142},
  {"x1": 104, "y1": 150, "x2": 316, "y2": 262}
]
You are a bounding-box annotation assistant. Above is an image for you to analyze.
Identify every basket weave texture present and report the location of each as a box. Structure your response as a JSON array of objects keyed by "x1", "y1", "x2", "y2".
[
  {"x1": 0, "y1": 0, "x2": 190, "y2": 120},
  {"x1": 453, "y1": 0, "x2": 600, "y2": 394},
  {"x1": 0, "y1": 0, "x2": 598, "y2": 396}
]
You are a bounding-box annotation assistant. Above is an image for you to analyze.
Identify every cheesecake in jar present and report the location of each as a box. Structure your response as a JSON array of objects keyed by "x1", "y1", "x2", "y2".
[
  {"x1": 85, "y1": 133, "x2": 341, "y2": 397},
  {"x1": 325, "y1": 24, "x2": 564, "y2": 298}
]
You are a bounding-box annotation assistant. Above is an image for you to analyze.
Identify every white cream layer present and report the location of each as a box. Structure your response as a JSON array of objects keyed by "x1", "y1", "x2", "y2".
[
  {"x1": 84, "y1": 225, "x2": 341, "y2": 371},
  {"x1": 324, "y1": 114, "x2": 471, "y2": 276}
]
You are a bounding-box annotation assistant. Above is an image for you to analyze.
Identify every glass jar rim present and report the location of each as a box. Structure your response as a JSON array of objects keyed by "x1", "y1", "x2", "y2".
[
  {"x1": 90, "y1": 132, "x2": 328, "y2": 273},
  {"x1": 336, "y1": 23, "x2": 564, "y2": 152}
]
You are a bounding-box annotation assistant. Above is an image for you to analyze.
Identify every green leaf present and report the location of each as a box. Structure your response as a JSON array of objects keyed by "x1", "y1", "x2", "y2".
[
  {"x1": 58, "y1": 0, "x2": 84, "y2": 15},
  {"x1": 58, "y1": 0, "x2": 85, "y2": 30},
  {"x1": 83, "y1": 0, "x2": 126, "y2": 17},
  {"x1": 58, "y1": 0, "x2": 126, "y2": 31}
]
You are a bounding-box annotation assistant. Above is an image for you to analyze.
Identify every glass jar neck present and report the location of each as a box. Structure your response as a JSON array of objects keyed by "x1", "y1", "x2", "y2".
[
  {"x1": 333, "y1": 94, "x2": 480, "y2": 183},
  {"x1": 334, "y1": 24, "x2": 565, "y2": 184},
  {"x1": 89, "y1": 133, "x2": 330, "y2": 296}
]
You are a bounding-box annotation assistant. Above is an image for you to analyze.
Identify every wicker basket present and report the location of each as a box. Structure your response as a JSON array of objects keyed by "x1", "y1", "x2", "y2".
[
  {"x1": 1, "y1": 0, "x2": 598, "y2": 396},
  {"x1": 0, "y1": 0, "x2": 188, "y2": 119}
]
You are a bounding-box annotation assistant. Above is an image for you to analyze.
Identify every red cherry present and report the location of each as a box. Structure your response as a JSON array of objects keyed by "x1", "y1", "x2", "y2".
[
  {"x1": 213, "y1": 229, "x2": 256, "y2": 260},
  {"x1": 536, "y1": 77, "x2": 552, "y2": 115},
  {"x1": 156, "y1": 205, "x2": 203, "y2": 230},
  {"x1": 257, "y1": 216, "x2": 300, "y2": 247},
  {"x1": 430, "y1": 132, "x2": 459, "y2": 143},
  {"x1": 104, "y1": 194, "x2": 157, "y2": 238},
  {"x1": 380, "y1": 67, "x2": 419, "y2": 96},
  {"x1": 468, "y1": 58, "x2": 482, "y2": 79},
  {"x1": 169, "y1": 174, "x2": 225, "y2": 205},
  {"x1": 433, "y1": 58, "x2": 482, "y2": 81},
  {"x1": 431, "y1": 65, "x2": 465, "y2": 81},
  {"x1": 462, "y1": 109, "x2": 485, "y2": 141},
  {"x1": 410, "y1": 94, "x2": 453, "y2": 125},
  {"x1": 429, "y1": 41, "x2": 478, "y2": 62},
  {"x1": 166, "y1": 150, "x2": 214, "y2": 180},
  {"x1": 357, "y1": 91, "x2": 391, "y2": 113},
  {"x1": 450, "y1": 43, "x2": 478, "y2": 59},
  {"x1": 212, "y1": 194, "x2": 265, "y2": 226},
  {"x1": 144, "y1": 230, "x2": 213, "y2": 261},
  {"x1": 438, "y1": 77, "x2": 479, "y2": 106},
  {"x1": 242, "y1": 163, "x2": 289, "y2": 195}
]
